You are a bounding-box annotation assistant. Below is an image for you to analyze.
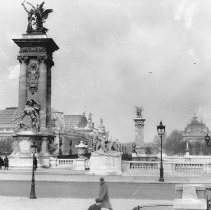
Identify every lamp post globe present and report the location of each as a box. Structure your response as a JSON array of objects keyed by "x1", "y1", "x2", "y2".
[
  {"x1": 30, "y1": 141, "x2": 37, "y2": 199},
  {"x1": 157, "y1": 121, "x2": 165, "y2": 182}
]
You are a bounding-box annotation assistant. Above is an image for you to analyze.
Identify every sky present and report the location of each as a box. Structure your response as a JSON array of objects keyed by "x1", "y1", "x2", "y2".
[{"x1": 1, "y1": 0, "x2": 211, "y2": 143}]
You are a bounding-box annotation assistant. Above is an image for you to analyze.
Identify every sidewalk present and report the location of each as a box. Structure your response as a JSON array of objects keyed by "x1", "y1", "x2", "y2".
[
  {"x1": 0, "y1": 169, "x2": 206, "y2": 210},
  {"x1": 0, "y1": 196, "x2": 173, "y2": 210},
  {"x1": 0, "y1": 168, "x2": 210, "y2": 184}
]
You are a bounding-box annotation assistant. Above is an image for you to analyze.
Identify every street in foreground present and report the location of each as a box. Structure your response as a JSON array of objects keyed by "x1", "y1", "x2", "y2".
[{"x1": 0, "y1": 181, "x2": 176, "y2": 200}]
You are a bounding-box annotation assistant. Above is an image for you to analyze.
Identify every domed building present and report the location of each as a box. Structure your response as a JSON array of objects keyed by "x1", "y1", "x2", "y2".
[{"x1": 182, "y1": 114, "x2": 210, "y2": 155}]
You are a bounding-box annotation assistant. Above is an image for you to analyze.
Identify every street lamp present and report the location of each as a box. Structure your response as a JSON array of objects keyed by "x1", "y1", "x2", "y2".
[
  {"x1": 58, "y1": 132, "x2": 63, "y2": 157},
  {"x1": 30, "y1": 141, "x2": 37, "y2": 199},
  {"x1": 157, "y1": 121, "x2": 165, "y2": 182},
  {"x1": 205, "y1": 134, "x2": 211, "y2": 147}
]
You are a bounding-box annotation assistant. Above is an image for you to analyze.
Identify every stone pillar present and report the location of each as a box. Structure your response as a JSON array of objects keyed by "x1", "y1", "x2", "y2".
[
  {"x1": 38, "y1": 56, "x2": 47, "y2": 132},
  {"x1": 40, "y1": 136, "x2": 50, "y2": 168},
  {"x1": 17, "y1": 56, "x2": 28, "y2": 111},
  {"x1": 12, "y1": 36, "x2": 59, "y2": 168},
  {"x1": 134, "y1": 118, "x2": 146, "y2": 155},
  {"x1": 41, "y1": 136, "x2": 49, "y2": 155},
  {"x1": 46, "y1": 58, "x2": 53, "y2": 128}
]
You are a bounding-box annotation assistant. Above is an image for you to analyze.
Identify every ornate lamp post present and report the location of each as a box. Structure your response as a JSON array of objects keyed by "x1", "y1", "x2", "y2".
[
  {"x1": 30, "y1": 141, "x2": 37, "y2": 199},
  {"x1": 157, "y1": 121, "x2": 165, "y2": 182},
  {"x1": 58, "y1": 132, "x2": 63, "y2": 157},
  {"x1": 205, "y1": 134, "x2": 211, "y2": 147}
]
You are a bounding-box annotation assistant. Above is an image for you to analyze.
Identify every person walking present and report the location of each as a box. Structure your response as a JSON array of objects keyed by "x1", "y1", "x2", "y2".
[
  {"x1": 4, "y1": 155, "x2": 9, "y2": 170},
  {"x1": 33, "y1": 157, "x2": 37, "y2": 171},
  {"x1": 99, "y1": 177, "x2": 113, "y2": 210},
  {"x1": 87, "y1": 198, "x2": 103, "y2": 210},
  {"x1": 0, "y1": 156, "x2": 4, "y2": 169}
]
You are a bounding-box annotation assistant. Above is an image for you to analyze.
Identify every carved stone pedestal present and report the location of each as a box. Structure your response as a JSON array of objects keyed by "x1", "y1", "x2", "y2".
[
  {"x1": 10, "y1": 130, "x2": 53, "y2": 168},
  {"x1": 73, "y1": 158, "x2": 88, "y2": 171},
  {"x1": 89, "y1": 149, "x2": 122, "y2": 175}
]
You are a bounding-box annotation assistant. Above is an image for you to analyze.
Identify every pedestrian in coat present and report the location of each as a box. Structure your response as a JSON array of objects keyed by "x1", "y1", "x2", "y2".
[
  {"x1": 99, "y1": 177, "x2": 113, "y2": 210},
  {"x1": 4, "y1": 155, "x2": 9, "y2": 170},
  {"x1": 87, "y1": 198, "x2": 103, "y2": 210},
  {"x1": 33, "y1": 157, "x2": 37, "y2": 171},
  {"x1": 0, "y1": 157, "x2": 4, "y2": 169}
]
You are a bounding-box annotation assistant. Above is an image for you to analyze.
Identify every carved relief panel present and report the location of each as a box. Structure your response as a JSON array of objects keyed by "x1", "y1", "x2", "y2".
[{"x1": 26, "y1": 59, "x2": 40, "y2": 95}]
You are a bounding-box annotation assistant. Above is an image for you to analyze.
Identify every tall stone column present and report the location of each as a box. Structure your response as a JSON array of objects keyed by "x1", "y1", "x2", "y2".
[
  {"x1": 11, "y1": 3, "x2": 59, "y2": 168},
  {"x1": 13, "y1": 36, "x2": 59, "y2": 168},
  {"x1": 134, "y1": 119, "x2": 145, "y2": 146},
  {"x1": 134, "y1": 107, "x2": 146, "y2": 155},
  {"x1": 17, "y1": 56, "x2": 28, "y2": 111},
  {"x1": 38, "y1": 56, "x2": 48, "y2": 132},
  {"x1": 46, "y1": 59, "x2": 53, "y2": 128}
]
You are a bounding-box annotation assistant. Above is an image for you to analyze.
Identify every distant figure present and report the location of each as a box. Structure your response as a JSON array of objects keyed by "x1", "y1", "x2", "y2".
[
  {"x1": 33, "y1": 157, "x2": 37, "y2": 171},
  {"x1": 4, "y1": 155, "x2": 9, "y2": 170},
  {"x1": 87, "y1": 198, "x2": 103, "y2": 210},
  {"x1": 0, "y1": 157, "x2": 4, "y2": 169},
  {"x1": 69, "y1": 140, "x2": 72, "y2": 155},
  {"x1": 99, "y1": 177, "x2": 113, "y2": 210}
]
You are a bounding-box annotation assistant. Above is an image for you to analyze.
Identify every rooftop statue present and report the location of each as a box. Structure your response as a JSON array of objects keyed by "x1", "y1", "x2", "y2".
[
  {"x1": 22, "y1": 1, "x2": 53, "y2": 34},
  {"x1": 135, "y1": 106, "x2": 143, "y2": 118}
]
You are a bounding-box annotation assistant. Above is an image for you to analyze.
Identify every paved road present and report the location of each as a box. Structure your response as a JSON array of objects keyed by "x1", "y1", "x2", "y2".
[{"x1": 0, "y1": 181, "x2": 176, "y2": 200}]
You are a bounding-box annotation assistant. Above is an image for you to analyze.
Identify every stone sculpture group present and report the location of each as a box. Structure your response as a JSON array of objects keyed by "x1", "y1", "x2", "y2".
[{"x1": 22, "y1": 1, "x2": 53, "y2": 33}]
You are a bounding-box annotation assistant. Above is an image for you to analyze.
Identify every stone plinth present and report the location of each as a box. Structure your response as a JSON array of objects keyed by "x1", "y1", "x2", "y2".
[
  {"x1": 174, "y1": 184, "x2": 207, "y2": 210},
  {"x1": 89, "y1": 149, "x2": 122, "y2": 175},
  {"x1": 10, "y1": 130, "x2": 52, "y2": 168},
  {"x1": 9, "y1": 155, "x2": 42, "y2": 169},
  {"x1": 73, "y1": 158, "x2": 88, "y2": 170}
]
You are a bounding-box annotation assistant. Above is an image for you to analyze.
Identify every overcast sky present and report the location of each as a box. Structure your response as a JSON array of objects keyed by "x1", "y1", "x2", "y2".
[{"x1": 1, "y1": 0, "x2": 211, "y2": 143}]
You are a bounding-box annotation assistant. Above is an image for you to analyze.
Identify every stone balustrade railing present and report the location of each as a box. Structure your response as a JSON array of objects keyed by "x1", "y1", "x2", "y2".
[
  {"x1": 50, "y1": 157, "x2": 211, "y2": 174},
  {"x1": 165, "y1": 155, "x2": 211, "y2": 164},
  {"x1": 174, "y1": 163, "x2": 204, "y2": 171},
  {"x1": 50, "y1": 157, "x2": 90, "y2": 170},
  {"x1": 122, "y1": 161, "x2": 211, "y2": 174},
  {"x1": 129, "y1": 161, "x2": 159, "y2": 170},
  {"x1": 50, "y1": 158, "x2": 74, "y2": 168}
]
